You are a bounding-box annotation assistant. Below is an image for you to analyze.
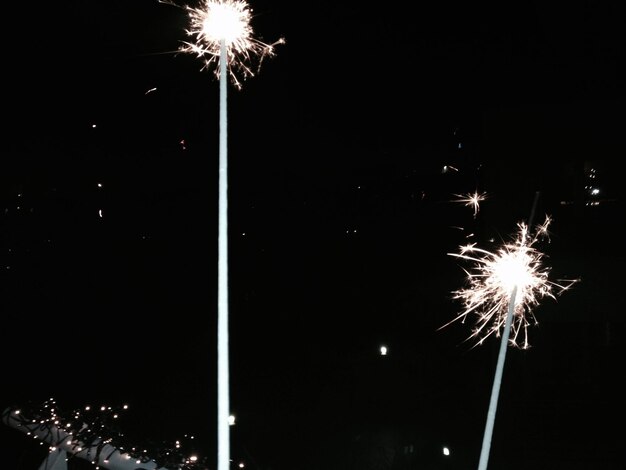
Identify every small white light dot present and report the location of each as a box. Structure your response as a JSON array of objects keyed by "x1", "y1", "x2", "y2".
[
  {"x1": 443, "y1": 446, "x2": 450, "y2": 456},
  {"x1": 380, "y1": 346, "x2": 388, "y2": 356}
]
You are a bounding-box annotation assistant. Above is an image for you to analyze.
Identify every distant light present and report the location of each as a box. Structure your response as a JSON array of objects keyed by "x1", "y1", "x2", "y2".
[
  {"x1": 92, "y1": 124, "x2": 97, "y2": 128},
  {"x1": 591, "y1": 188, "x2": 600, "y2": 195},
  {"x1": 228, "y1": 415, "x2": 236, "y2": 426},
  {"x1": 380, "y1": 346, "x2": 388, "y2": 356},
  {"x1": 443, "y1": 446, "x2": 450, "y2": 456},
  {"x1": 239, "y1": 463, "x2": 245, "y2": 468},
  {"x1": 97, "y1": 183, "x2": 102, "y2": 188},
  {"x1": 98, "y1": 209, "x2": 103, "y2": 218},
  {"x1": 190, "y1": 456, "x2": 198, "y2": 462}
]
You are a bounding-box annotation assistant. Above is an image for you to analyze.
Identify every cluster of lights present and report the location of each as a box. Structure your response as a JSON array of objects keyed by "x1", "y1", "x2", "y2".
[
  {"x1": 3, "y1": 399, "x2": 209, "y2": 470},
  {"x1": 585, "y1": 168, "x2": 602, "y2": 206}
]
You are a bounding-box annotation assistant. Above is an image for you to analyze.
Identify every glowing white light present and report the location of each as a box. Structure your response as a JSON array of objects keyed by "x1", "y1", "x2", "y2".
[
  {"x1": 380, "y1": 346, "x2": 388, "y2": 356},
  {"x1": 179, "y1": 0, "x2": 284, "y2": 89},
  {"x1": 445, "y1": 216, "x2": 578, "y2": 349},
  {"x1": 190, "y1": 456, "x2": 198, "y2": 462},
  {"x1": 443, "y1": 446, "x2": 450, "y2": 456},
  {"x1": 239, "y1": 463, "x2": 245, "y2": 468},
  {"x1": 228, "y1": 415, "x2": 236, "y2": 425}
]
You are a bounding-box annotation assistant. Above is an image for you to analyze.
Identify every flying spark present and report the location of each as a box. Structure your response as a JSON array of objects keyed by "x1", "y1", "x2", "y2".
[
  {"x1": 174, "y1": 0, "x2": 284, "y2": 89},
  {"x1": 444, "y1": 216, "x2": 577, "y2": 349},
  {"x1": 453, "y1": 191, "x2": 488, "y2": 218}
]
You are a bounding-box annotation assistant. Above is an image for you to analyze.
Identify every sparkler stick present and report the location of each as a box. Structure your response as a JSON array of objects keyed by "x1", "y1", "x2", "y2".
[
  {"x1": 477, "y1": 286, "x2": 516, "y2": 470},
  {"x1": 174, "y1": 3, "x2": 283, "y2": 470},
  {"x1": 218, "y1": 38, "x2": 229, "y2": 470}
]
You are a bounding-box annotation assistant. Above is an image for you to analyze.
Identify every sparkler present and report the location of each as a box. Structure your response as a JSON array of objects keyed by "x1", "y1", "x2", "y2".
[
  {"x1": 445, "y1": 215, "x2": 576, "y2": 349},
  {"x1": 453, "y1": 191, "x2": 488, "y2": 218},
  {"x1": 171, "y1": 3, "x2": 282, "y2": 470},
  {"x1": 445, "y1": 215, "x2": 577, "y2": 470}
]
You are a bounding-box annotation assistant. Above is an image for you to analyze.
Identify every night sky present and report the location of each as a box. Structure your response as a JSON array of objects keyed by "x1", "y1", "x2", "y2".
[{"x1": 2, "y1": 1, "x2": 625, "y2": 469}]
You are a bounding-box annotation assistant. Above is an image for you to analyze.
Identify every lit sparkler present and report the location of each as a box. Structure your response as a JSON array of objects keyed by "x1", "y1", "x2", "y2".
[
  {"x1": 175, "y1": 0, "x2": 284, "y2": 88},
  {"x1": 169, "y1": 4, "x2": 282, "y2": 470},
  {"x1": 445, "y1": 215, "x2": 576, "y2": 349},
  {"x1": 453, "y1": 191, "x2": 488, "y2": 219},
  {"x1": 445, "y1": 215, "x2": 577, "y2": 470}
]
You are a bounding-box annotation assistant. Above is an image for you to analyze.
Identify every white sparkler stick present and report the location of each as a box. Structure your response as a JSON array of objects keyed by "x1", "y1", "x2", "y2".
[
  {"x1": 477, "y1": 286, "x2": 517, "y2": 470},
  {"x1": 217, "y1": 37, "x2": 229, "y2": 470}
]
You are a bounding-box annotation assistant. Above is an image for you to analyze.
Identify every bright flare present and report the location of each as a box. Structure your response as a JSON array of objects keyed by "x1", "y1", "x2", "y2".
[
  {"x1": 453, "y1": 191, "x2": 487, "y2": 218},
  {"x1": 180, "y1": 0, "x2": 284, "y2": 88},
  {"x1": 445, "y1": 216, "x2": 577, "y2": 349}
]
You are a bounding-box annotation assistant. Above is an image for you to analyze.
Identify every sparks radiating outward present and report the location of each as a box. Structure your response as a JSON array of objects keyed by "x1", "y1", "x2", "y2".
[
  {"x1": 445, "y1": 215, "x2": 577, "y2": 349},
  {"x1": 453, "y1": 191, "x2": 488, "y2": 218},
  {"x1": 178, "y1": 0, "x2": 284, "y2": 88}
]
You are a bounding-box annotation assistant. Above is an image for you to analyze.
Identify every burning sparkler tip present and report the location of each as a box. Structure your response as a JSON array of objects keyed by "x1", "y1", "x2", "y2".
[{"x1": 445, "y1": 215, "x2": 577, "y2": 348}]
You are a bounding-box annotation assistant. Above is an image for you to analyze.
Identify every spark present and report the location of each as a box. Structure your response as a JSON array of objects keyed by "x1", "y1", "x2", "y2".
[
  {"x1": 444, "y1": 215, "x2": 577, "y2": 349},
  {"x1": 173, "y1": 0, "x2": 285, "y2": 89},
  {"x1": 453, "y1": 191, "x2": 488, "y2": 218}
]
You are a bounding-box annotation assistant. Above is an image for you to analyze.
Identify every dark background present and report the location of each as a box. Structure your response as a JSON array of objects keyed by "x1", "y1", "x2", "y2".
[{"x1": 1, "y1": 1, "x2": 624, "y2": 469}]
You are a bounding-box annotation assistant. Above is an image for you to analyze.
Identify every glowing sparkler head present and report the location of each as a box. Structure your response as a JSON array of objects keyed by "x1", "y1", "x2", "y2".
[
  {"x1": 445, "y1": 215, "x2": 577, "y2": 349},
  {"x1": 180, "y1": 0, "x2": 284, "y2": 88}
]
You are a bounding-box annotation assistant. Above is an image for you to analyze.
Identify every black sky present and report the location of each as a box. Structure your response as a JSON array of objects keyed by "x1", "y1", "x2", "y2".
[{"x1": 2, "y1": 1, "x2": 625, "y2": 469}]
